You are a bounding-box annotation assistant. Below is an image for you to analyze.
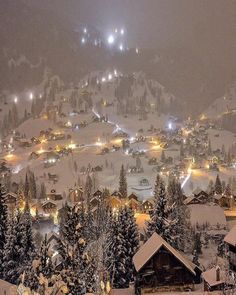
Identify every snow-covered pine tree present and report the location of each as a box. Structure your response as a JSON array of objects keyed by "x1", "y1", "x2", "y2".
[
  {"x1": 21, "y1": 200, "x2": 35, "y2": 261},
  {"x1": 215, "y1": 174, "x2": 223, "y2": 194},
  {"x1": 58, "y1": 204, "x2": 96, "y2": 294},
  {"x1": 160, "y1": 150, "x2": 166, "y2": 163},
  {"x1": 106, "y1": 214, "x2": 128, "y2": 289},
  {"x1": 29, "y1": 171, "x2": 37, "y2": 199},
  {"x1": 24, "y1": 234, "x2": 54, "y2": 291},
  {"x1": 0, "y1": 184, "x2": 8, "y2": 276},
  {"x1": 119, "y1": 207, "x2": 139, "y2": 283},
  {"x1": 167, "y1": 177, "x2": 191, "y2": 250},
  {"x1": 39, "y1": 182, "x2": 46, "y2": 199},
  {"x1": 193, "y1": 232, "x2": 202, "y2": 255},
  {"x1": 84, "y1": 174, "x2": 93, "y2": 210},
  {"x1": 3, "y1": 211, "x2": 25, "y2": 283},
  {"x1": 24, "y1": 173, "x2": 30, "y2": 199},
  {"x1": 119, "y1": 164, "x2": 127, "y2": 198},
  {"x1": 147, "y1": 174, "x2": 174, "y2": 245}
]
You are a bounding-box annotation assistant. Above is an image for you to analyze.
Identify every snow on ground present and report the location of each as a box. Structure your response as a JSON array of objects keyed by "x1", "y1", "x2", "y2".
[
  {"x1": 208, "y1": 128, "x2": 236, "y2": 150},
  {"x1": 188, "y1": 204, "x2": 226, "y2": 228}
]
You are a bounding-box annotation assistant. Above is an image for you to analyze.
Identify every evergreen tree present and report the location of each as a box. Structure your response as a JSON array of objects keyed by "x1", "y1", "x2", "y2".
[
  {"x1": 106, "y1": 215, "x2": 128, "y2": 288},
  {"x1": 58, "y1": 204, "x2": 96, "y2": 294},
  {"x1": 40, "y1": 182, "x2": 47, "y2": 199},
  {"x1": 24, "y1": 234, "x2": 54, "y2": 291},
  {"x1": 119, "y1": 165, "x2": 127, "y2": 198},
  {"x1": 0, "y1": 184, "x2": 8, "y2": 276},
  {"x1": 147, "y1": 175, "x2": 173, "y2": 244},
  {"x1": 161, "y1": 150, "x2": 166, "y2": 163},
  {"x1": 193, "y1": 232, "x2": 202, "y2": 255},
  {"x1": 167, "y1": 177, "x2": 190, "y2": 250},
  {"x1": 84, "y1": 174, "x2": 93, "y2": 210},
  {"x1": 21, "y1": 200, "x2": 35, "y2": 260},
  {"x1": 192, "y1": 249, "x2": 200, "y2": 266},
  {"x1": 207, "y1": 139, "x2": 212, "y2": 156},
  {"x1": 215, "y1": 174, "x2": 223, "y2": 194},
  {"x1": 24, "y1": 173, "x2": 30, "y2": 199},
  {"x1": 119, "y1": 207, "x2": 139, "y2": 282},
  {"x1": 3, "y1": 212, "x2": 25, "y2": 283},
  {"x1": 29, "y1": 171, "x2": 37, "y2": 199}
]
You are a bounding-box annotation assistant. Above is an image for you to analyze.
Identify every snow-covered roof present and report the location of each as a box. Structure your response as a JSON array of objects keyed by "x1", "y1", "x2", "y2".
[
  {"x1": 192, "y1": 187, "x2": 206, "y2": 196},
  {"x1": 183, "y1": 196, "x2": 195, "y2": 205},
  {"x1": 0, "y1": 279, "x2": 17, "y2": 295},
  {"x1": 133, "y1": 232, "x2": 196, "y2": 275},
  {"x1": 224, "y1": 224, "x2": 236, "y2": 246},
  {"x1": 202, "y1": 267, "x2": 225, "y2": 287}
]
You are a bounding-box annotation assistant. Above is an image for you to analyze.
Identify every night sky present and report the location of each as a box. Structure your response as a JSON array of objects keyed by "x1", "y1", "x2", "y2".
[{"x1": 35, "y1": 0, "x2": 236, "y2": 52}]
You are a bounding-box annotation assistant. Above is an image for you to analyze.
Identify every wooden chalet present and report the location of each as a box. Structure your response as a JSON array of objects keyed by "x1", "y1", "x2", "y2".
[
  {"x1": 106, "y1": 195, "x2": 122, "y2": 211},
  {"x1": 133, "y1": 233, "x2": 199, "y2": 294},
  {"x1": 128, "y1": 194, "x2": 140, "y2": 212},
  {"x1": 42, "y1": 201, "x2": 57, "y2": 215},
  {"x1": 184, "y1": 188, "x2": 209, "y2": 205},
  {"x1": 202, "y1": 266, "x2": 226, "y2": 292},
  {"x1": 224, "y1": 225, "x2": 236, "y2": 272},
  {"x1": 192, "y1": 188, "x2": 209, "y2": 204},
  {"x1": 141, "y1": 198, "x2": 154, "y2": 214},
  {"x1": 68, "y1": 187, "x2": 83, "y2": 204},
  {"x1": 47, "y1": 189, "x2": 63, "y2": 201}
]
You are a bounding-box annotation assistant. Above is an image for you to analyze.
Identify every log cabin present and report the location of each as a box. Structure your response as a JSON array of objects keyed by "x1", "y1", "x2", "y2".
[{"x1": 133, "y1": 233, "x2": 199, "y2": 294}]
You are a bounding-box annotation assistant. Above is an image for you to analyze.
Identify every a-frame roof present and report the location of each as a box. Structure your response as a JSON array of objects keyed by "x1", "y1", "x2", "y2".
[{"x1": 133, "y1": 232, "x2": 196, "y2": 275}]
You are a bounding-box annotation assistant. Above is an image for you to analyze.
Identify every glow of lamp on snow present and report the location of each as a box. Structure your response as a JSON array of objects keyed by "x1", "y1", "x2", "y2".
[
  {"x1": 66, "y1": 121, "x2": 72, "y2": 127},
  {"x1": 108, "y1": 73, "x2": 113, "y2": 81},
  {"x1": 81, "y1": 37, "x2": 86, "y2": 44},
  {"x1": 152, "y1": 144, "x2": 161, "y2": 150},
  {"x1": 39, "y1": 94, "x2": 42, "y2": 98},
  {"x1": 115, "y1": 28, "x2": 118, "y2": 33},
  {"x1": 68, "y1": 142, "x2": 76, "y2": 150},
  {"x1": 114, "y1": 69, "x2": 117, "y2": 76},
  {"x1": 200, "y1": 114, "x2": 207, "y2": 121},
  {"x1": 102, "y1": 77, "x2": 106, "y2": 83},
  {"x1": 136, "y1": 48, "x2": 139, "y2": 54},
  {"x1": 108, "y1": 34, "x2": 115, "y2": 45},
  {"x1": 120, "y1": 29, "x2": 124, "y2": 35},
  {"x1": 29, "y1": 92, "x2": 33, "y2": 100},
  {"x1": 181, "y1": 167, "x2": 192, "y2": 189},
  {"x1": 14, "y1": 96, "x2": 18, "y2": 103},
  {"x1": 40, "y1": 138, "x2": 47, "y2": 144},
  {"x1": 38, "y1": 147, "x2": 45, "y2": 154},
  {"x1": 119, "y1": 44, "x2": 124, "y2": 51},
  {"x1": 83, "y1": 27, "x2": 87, "y2": 34}
]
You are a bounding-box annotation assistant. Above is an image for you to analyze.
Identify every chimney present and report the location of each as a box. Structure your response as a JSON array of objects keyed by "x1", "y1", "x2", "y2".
[{"x1": 216, "y1": 266, "x2": 220, "y2": 281}]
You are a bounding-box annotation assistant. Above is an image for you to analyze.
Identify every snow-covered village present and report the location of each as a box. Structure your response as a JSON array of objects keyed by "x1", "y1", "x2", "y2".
[{"x1": 1, "y1": 1, "x2": 236, "y2": 294}]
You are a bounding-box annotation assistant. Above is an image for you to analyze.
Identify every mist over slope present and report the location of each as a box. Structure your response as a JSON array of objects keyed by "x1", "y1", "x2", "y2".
[{"x1": 1, "y1": 0, "x2": 236, "y2": 115}]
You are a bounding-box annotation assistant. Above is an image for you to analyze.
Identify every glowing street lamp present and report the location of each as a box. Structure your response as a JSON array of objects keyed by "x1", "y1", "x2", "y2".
[
  {"x1": 119, "y1": 44, "x2": 124, "y2": 51},
  {"x1": 81, "y1": 37, "x2": 86, "y2": 44},
  {"x1": 83, "y1": 27, "x2": 87, "y2": 34},
  {"x1": 14, "y1": 96, "x2": 18, "y2": 103},
  {"x1": 108, "y1": 34, "x2": 115, "y2": 45},
  {"x1": 29, "y1": 92, "x2": 33, "y2": 100},
  {"x1": 120, "y1": 28, "x2": 124, "y2": 35}
]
